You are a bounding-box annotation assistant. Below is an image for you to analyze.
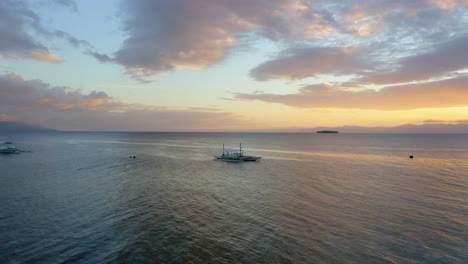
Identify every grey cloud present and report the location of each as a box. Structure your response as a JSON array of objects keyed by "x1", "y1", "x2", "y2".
[
  {"x1": 233, "y1": 76, "x2": 468, "y2": 110},
  {"x1": 338, "y1": 0, "x2": 468, "y2": 84},
  {"x1": 0, "y1": 0, "x2": 49, "y2": 59},
  {"x1": 0, "y1": 74, "x2": 255, "y2": 131},
  {"x1": 87, "y1": 51, "x2": 115, "y2": 63},
  {"x1": 248, "y1": 0, "x2": 468, "y2": 83},
  {"x1": 360, "y1": 35, "x2": 468, "y2": 84},
  {"x1": 53, "y1": 0, "x2": 78, "y2": 12},
  {"x1": 0, "y1": 0, "x2": 91, "y2": 62},
  {"x1": 108, "y1": 0, "x2": 336, "y2": 79},
  {"x1": 250, "y1": 46, "x2": 370, "y2": 81},
  {"x1": 102, "y1": 0, "x2": 468, "y2": 82},
  {"x1": 54, "y1": 30, "x2": 92, "y2": 49}
]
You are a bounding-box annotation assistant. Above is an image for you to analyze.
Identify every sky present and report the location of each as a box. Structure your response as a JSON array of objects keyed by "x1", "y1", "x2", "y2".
[{"x1": 0, "y1": 0, "x2": 467, "y2": 132}]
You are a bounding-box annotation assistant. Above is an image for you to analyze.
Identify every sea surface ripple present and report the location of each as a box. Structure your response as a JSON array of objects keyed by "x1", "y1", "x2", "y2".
[{"x1": 1, "y1": 132, "x2": 467, "y2": 263}]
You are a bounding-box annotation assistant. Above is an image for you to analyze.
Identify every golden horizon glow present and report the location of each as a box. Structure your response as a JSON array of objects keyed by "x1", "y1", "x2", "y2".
[{"x1": 0, "y1": 1, "x2": 467, "y2": 132}]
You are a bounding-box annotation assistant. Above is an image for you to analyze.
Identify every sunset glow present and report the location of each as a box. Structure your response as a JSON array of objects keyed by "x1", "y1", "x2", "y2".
[{"x1": 0, "y1": 0, "x2": 467, "y2": 132}]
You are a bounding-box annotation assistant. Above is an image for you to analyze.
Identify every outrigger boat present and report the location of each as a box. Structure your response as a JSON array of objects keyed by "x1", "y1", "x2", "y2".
[
  {"x1": 0, "y1": 141, "x2": 19, "y2": 154},
  {"x1": 214, "y1": 143, "x2": 261, "y2": 162}
]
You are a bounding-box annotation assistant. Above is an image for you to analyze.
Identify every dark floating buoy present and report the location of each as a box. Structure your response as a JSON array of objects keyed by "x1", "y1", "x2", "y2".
[
  {"x1": 133, "y1": 156, "x2": 136, "y2": 158},
  {"x1": 409, "y1": 155, "x2": 414, "y2": 159}
]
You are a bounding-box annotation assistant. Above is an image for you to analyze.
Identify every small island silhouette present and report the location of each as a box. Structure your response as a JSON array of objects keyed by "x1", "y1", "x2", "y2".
[{"x1": 316, "y1": 130, "x2": 339, "y2": 133}]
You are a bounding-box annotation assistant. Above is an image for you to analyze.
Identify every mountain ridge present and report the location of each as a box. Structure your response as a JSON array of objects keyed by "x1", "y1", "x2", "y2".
[{"x1": 0, "y1": 121, "x2": 56, "y2": 132}]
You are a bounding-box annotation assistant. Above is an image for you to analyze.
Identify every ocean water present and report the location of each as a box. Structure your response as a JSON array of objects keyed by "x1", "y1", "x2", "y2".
[{"x1": 0, "y1": 132, "x2": 467, "y2": 264}]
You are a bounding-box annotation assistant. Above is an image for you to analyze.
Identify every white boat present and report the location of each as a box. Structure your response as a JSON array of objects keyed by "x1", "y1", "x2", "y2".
[
  {"x1": 0, "y1": 141, "x2": 19, "y2": 154},
  {"x1": 214, "y1": 144, "x2": 261, "y2": 162}
]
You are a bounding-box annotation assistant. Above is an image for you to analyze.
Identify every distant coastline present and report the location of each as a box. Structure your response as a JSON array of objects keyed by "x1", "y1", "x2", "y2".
[
  {"x1": 316, "y1": 130, "x2": 339, "y2": 133},
  {"x1": 0, "y1": 121, "x2": 55, "y2": 132}
]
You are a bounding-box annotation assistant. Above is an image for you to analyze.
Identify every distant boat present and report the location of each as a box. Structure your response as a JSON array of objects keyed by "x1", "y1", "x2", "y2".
[
  {"x1": 316, "y1": 130, "x2": 339, "y2": 133},
  {"x1": 214, "y1": 143, "x2": 261, "y2": 162},
  {"x1": 0, "y1": 141, "x2": 19, "y2": 154}
]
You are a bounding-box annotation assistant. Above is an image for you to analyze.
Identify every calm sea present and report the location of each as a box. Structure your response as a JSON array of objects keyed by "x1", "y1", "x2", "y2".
[{"x1": 0, "y1": 132, "x2": 467, "y2": 264}]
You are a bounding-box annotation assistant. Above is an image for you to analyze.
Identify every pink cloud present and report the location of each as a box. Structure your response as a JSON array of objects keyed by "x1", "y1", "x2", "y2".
[
  {"x1": 0, "y1": 73, "x2": 258, "y2": 131},
  {"x1": 250, "y1": 46, "x2": 369, "y2": 81}
]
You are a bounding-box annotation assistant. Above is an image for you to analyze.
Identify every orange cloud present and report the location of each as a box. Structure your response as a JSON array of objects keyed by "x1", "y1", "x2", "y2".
[
  {"x1": 29, "y1": 51, "x2": 63, "y2": 63},
  {"x1": 234, "y1": 76, "x2": 468, "y2": 110},
  {"x1": 53, "y1": 102, "x2": 74, "y2": 110},
  {"x1": 428, "y1": 0, "x2": 468, "y2": 8},
  {"x1": 38, "y1": 98, "x2": 56, "y2": 104}
]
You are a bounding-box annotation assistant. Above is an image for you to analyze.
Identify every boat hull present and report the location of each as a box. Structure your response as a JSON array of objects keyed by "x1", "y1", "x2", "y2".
[
  {"x1": 0, "y1": 149, "x2": 19, "y2": 154},
  {"x1": 241, "y1": 156, "x2": 261, "y2": 162},
  {"x1": 214, "y1": 144, "x2": 261, "y2": 162},
  {"x1": 0, "y1": 142, "x2": 19, "y2": 154},
  {"x1": 214, "y1": 155, "x2": 261, "y2": 162}
]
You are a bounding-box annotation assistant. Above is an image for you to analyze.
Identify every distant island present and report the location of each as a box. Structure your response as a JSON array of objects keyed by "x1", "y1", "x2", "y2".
[{"x1": 316, "y1": 130, "x2": 339, "y2": 133}]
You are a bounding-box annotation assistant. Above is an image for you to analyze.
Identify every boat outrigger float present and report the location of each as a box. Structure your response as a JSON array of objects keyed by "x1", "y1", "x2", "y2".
[{"x1": 214, "y1": 143, "x2": 261, "y2": 162}]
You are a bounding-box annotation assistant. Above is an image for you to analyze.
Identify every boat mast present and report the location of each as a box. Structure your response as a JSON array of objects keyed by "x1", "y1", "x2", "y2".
[
  {"x1": 223, "y1": 144, "x2": 225, "y2": 155},
  {"x1": 240, "y1": 143, "x2": 242, "y2": 156}
]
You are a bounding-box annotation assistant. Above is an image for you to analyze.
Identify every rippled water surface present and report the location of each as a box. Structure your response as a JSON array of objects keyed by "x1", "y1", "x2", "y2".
[{"x1": 1, "y1": 132, "x2": 467, "y2": 263}]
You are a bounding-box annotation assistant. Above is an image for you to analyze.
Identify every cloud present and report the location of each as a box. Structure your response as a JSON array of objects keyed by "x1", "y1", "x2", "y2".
[
  {"x1": 232, "y1": 76, "x2": 468, "y2": 110},
  {"x1": 250, "y1": 46, "x2": 369, "y2": 81},
  {"x1": 244, "y1": 0, "x2": 468, "y2": 83},
  {"x1": 0, "y1": 73, "x2": 256, "y2": 131},
  {"x1": 53, "y1": 0, "x2": 78, "y2": 12},
  {"x1": 425, "y1": 0, "x2": 468, "y2": 9},
  {"x1": 53, "y1": 30, "x2": 93, "y2": 49},
  {"x1": 29, "y1": 51, "x2": 63, "y2": 63},
  {"x1": 96, "y1": 0, "x2": 468, "y2": 84},
  {"x1": 100, "y1": 0, "x2": 340, "y2": 79},
  {"x1": 0, "y1": 0, "x2": 60, "y2": 62},
  {"x1": 346, "y1": 1, "x2": 468, "y2": 82},
  {"x1": 0, "y1": 0, "x2": 92, "y2": 62},
  {"x1": 87, "y1": 51, "x2": 114, "y2": 63},
  {"x1": 422, "y1": 119, "x2": 468, "y2": 124},
  {"x1": 360, "y1": 35, "x2": 468, "y2": 84}
]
